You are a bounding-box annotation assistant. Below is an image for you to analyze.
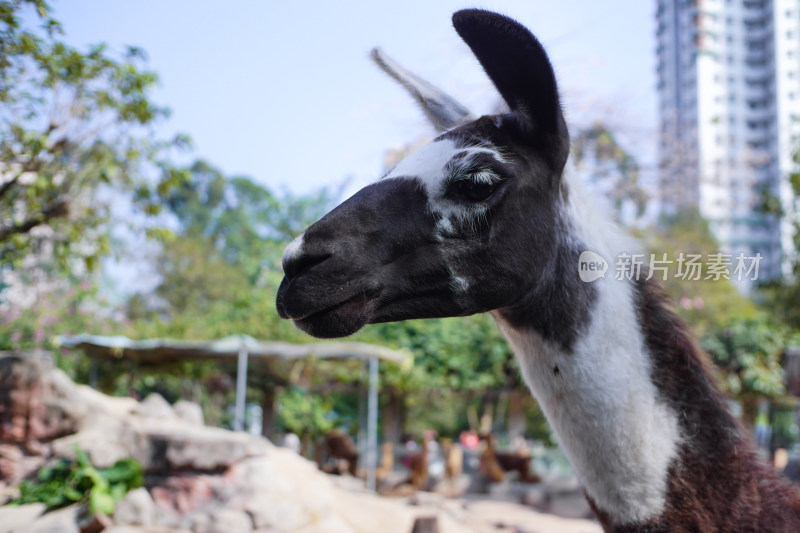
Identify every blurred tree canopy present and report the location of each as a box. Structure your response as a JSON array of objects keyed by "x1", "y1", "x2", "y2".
[
  {"x1": 758, "y1": 144, "x2": 800, "y2": 329},
  {"x1": 572, "y1": 122, "x2": 648, "y2": 222},
  {"x1": 0, "y1": 0, "x2": 188, "y2": 273},
  {"x1": 701, "y1": 315, "x2": 797, "y2": 430},
  {"x1": 645, "y1": 208, "x2": 758, "y2": 333}
]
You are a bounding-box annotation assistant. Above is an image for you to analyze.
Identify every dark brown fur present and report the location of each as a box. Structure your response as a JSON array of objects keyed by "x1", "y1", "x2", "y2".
[
  {"x1": 480, "y1": 433, "x2": 540, "y2": 484},
  {"x1": 588, "y1": 278, "x2": 800, "y2": 532},
  {"x1": 321, "y1": 430, "x2": 359, "y2": 477}
]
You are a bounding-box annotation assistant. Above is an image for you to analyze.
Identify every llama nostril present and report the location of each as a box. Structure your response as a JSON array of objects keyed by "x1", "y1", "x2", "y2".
[{"x1": 283, "y1": 251, "x2": 332, "y2": 280}]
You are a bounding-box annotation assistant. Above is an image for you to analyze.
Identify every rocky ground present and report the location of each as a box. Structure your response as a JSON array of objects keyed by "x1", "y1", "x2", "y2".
[{"x1": 0, "y1": 351, "x2": 600, "y2": 533}]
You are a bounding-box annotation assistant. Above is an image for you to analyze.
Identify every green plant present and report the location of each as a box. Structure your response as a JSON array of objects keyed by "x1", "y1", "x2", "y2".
[{"x1": 11, "y1": 445, "x2": 143, "y2": 515}]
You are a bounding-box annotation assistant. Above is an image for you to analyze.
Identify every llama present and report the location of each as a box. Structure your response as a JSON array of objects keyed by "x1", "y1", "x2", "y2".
[
  {"x1": 318, "y1": 430, "x2": 359, "y2": 477},
  {"x1": 276, "y1": 9, "x2": 800, "y2": 531},
  {"x1": 480, "y1": 432, "x2": 539, "y2": 484}
]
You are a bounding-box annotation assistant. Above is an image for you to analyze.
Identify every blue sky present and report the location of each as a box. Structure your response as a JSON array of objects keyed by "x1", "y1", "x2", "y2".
[{"x1": 57, "y1": 0, "x2": 657, "y2": 197}]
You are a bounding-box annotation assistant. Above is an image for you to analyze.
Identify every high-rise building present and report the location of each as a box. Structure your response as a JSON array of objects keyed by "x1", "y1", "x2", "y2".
[{"x1": 656, "y1": 0, "x2": 800, "y2": 283}]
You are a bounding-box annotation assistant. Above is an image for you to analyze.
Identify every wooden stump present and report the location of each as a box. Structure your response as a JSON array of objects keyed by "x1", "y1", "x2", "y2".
[{"x1": 411, "y1": 516, "x2": 439, "y2": 533}]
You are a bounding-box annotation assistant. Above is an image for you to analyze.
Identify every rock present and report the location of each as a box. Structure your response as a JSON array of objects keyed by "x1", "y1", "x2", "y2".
[
  {"x1": 279, "y1": 432, "x2": 301, "y2": 454},
  {"x1": 103, "y1": 525, "x2": 191, "y2": 533},
  {"x1": 137, "y1": 394, "x2": 173, "y2": 419},
  {"x1": 232, "y1": 455, "x2": 321, "y2": 531},
  {"x1": 520, "y1": 477, "x2": 592, "y2": 520},
  {"x1": 113, "y1": 488, "x2": 157, "y2": 527},
  {"x1": 29, "y1": 504, "x2": 80, "y2": 533},
  {"x1": 0, "y1": 444, "x2": 46, "y2": 486},
  {"x1": 0, "y1": 481, "x2": 19, "y2": 506},
  {"x1": 161, "y1": 426, "x2": 270, "y2": 471},
  {"x1": 186, "y1": 508, "x2": 253, "y2": 533},
  {"x1": 0, "y1": 352, "x2": 80, "y2": 483},
  {"x1": 77, "y1": 510, "x2": 112, "y2": 533},
  {"x1": 150, "y1": 472, "x2": 239, "y2": 519},
  {"x1": 432, "y1": 474, "x2": 471, "y2": 498},
  {"x1": 1, "y1": 353, "x2": 603, "y2": 533},
  {"x1": 0, "y1": 502, "x2": 46, "y2": 533},
  {"x1": 52, "y1": 409, "x2": 271, "y2": 472},
  {"x1": 173, "y1": 401, "x2": 203, "y2": 426}
]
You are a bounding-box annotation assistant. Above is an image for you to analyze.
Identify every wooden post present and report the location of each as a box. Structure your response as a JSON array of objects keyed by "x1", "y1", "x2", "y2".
[
  {"x1": 261, "y1": 386, "x2": 276, "y2": 441},
  {"x1": 411, "y1": 516, "x2": 439, "y2": 533},
  {"x1": 508, "y1": 390, "x2": 526, "y2": 444},
  {"x1": 383, "y1": 391, "x2": 404, "y2": 446}
]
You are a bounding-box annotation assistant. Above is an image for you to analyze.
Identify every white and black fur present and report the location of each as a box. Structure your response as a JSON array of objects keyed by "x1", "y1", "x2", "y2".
[{"x1": 276, "y1": 10, "x2": 800, "y2": 531}]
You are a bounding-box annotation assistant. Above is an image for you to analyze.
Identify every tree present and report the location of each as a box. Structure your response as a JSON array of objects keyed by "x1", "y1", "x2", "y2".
[
  {"x1": 155, "y1": 160, "x2": 339, "y2": 283},
  {"x1": 701, "y1": 315, "x2": 795, "y2": 431},
  {"x1": 757, "y1": 145, "x2": 800, "y2": 328},
  {"x1": 645, "y1": 207, "x2": 758, "y2": 333},
  {"x1": 572, "y1": 122, "x2": 649, "y2": 224},
  {"x1": 0, "y1": 0, "x2": 187, "y2": 273}
]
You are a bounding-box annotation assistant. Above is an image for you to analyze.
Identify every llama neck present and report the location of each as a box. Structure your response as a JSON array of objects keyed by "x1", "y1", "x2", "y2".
[
  {"x1": 493, "y1": 272, "x2": 682, "y2": 526},
  {"x1": 492, "y1": 171, "x2": 797, "y2": 529},
  {"x1": 493, "y1": 172, "x2": 682, "y2": 525}
]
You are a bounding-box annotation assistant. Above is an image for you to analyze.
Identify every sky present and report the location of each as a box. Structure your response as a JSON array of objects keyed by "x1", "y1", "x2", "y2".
[{"x1": 56, "y1": 0, "x2": 658, "y2": 197}]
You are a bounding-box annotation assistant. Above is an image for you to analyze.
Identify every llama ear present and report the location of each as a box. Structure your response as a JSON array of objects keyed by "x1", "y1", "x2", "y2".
[
  {"x1": 370, "y1": 47, "x2": 474, "y2": 132},
  {"x1": 452, "y1": 9, "x2": 564, "y2": 137}
]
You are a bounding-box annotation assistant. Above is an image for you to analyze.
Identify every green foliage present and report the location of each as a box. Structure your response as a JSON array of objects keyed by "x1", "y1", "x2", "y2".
[
  {"x1": 124, "y1": 160, "x2": 341, "y2": 341},
  {"x1": 701, "y1": 314, "x2": 793, "y2": 400},
  {"x1": 0, "y1": 0, "x2": 188, "y2": 272},
  {"x1": 757, "y1": 143, "x2": 800, "y2": 329},
  {"x1": 645, "y1": 208, "x2": 758, "y2": 333},
  {"x1": 155, "y1": 160, "x2": 340, "y2": 282},
  {"x1": 356, "y1": 314, "x2": 517, "y2": 393},
  {"x1": 277, "y1": 386, "x2": 336, "y2": 439},
  {"x1": 11, "y1": 445, "x2": 143, "y2": 515}
]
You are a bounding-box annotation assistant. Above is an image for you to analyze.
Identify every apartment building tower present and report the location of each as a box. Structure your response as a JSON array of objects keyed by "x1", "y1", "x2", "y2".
[{"x1": 656, "y1": 0, "x2": 800, "y2": 282}]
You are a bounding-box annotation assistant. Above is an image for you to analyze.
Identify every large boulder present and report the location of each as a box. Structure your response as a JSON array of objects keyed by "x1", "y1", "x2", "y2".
[{"x1": 0, "y1": 352, "x2": 83, "y2": 483}]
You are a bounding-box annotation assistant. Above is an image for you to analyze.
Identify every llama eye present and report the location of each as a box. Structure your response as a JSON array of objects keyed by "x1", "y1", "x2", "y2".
[{"x1": 455, "y1": 180, "x2": 497, "y2": 202}]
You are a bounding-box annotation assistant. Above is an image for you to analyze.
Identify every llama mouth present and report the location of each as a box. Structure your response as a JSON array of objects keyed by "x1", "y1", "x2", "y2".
[{"x1": 288, "y1": 290, "x2": 380, "y2": 338}]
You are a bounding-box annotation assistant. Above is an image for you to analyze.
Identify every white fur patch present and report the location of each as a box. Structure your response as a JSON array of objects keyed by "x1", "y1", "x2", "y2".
[
  {"x1": 282, "y1": 233, "x2": 305, "y2": 265},
  {"x1": 494, "y1": 169, "x2": 681, "y2": 526},
  {"x1": 385, "y1": 137, "x2": 505, "y2": 296},
  {"x1": 384, "y1": 138, "x2": 505, "y2": 199}
]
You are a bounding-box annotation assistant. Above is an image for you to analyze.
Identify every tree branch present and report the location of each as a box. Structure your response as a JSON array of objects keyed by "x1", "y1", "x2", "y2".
[
  {"x1": 0, "y1": 200, "x2": 69, "y2": 241},
  {"x1": 0, "y1": 176, "x2": 19, "y2": 200}
]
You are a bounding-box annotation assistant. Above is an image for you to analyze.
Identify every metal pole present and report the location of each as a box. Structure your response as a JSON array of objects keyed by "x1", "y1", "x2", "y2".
[
  {"x1": 234, "y1": 346, "x2": 249, "y2": 432},
  {"x1": 366, "y1": 355, "x2": 379, "y2": 491}
]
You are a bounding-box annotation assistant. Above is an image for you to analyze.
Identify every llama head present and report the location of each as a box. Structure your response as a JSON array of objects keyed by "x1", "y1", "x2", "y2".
[{"x1": 276, "y1": 10, "x2": 592, "y2": 344}]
